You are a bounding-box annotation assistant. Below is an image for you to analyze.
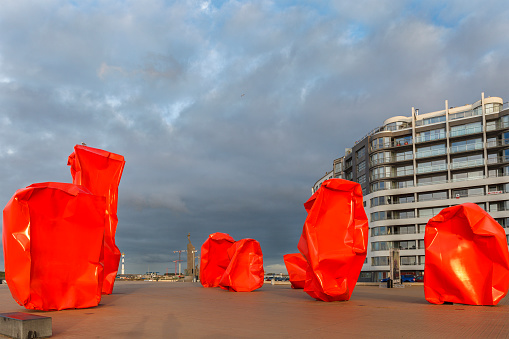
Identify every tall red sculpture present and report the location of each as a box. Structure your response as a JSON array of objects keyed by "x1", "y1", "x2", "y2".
[
  {"x1": 3, "y1": 183, "x2": 106, "y2": 310},
  {"x1": 283, "y1": 253, "x2": 308, "y2": 289},
  {"x1": 200, "y1": 232, "x2": 236, "y2": 288},
  {"x1": 424, "y1": 203, "x2": 509, "y2": 305},
  {"x1": 68, "y1": 145, "x2": 125, "y2": 295},
  {"x1": 219, "y1": 238, "x2": 264, "y2": 292},
  {"x1": 298, "y1": 179, "x2": 369, "y2": 301}
]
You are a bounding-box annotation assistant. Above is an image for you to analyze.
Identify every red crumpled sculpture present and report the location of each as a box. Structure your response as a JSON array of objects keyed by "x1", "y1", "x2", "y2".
[
  {"x1": 298, "y1": 179, "x2": 368, "y2": 301},
  {"x1": 200, "y1": 232, "x2": 236, "y2": 288},
  {"x1": 424, "y1": 203, "x2": 509, "y2": 305},
  {"x1": 2, "y1": 183, "x2": 106, "y2": 311},
  {"x1": 68, "y1": 145, "x2": 125, "y2": 295},
  {"x1": 283, "y1": 253, "x2": 308, "y2": 289},
  {"x1": 219, "y1": 238, "x2": 264, "y2": 292}
]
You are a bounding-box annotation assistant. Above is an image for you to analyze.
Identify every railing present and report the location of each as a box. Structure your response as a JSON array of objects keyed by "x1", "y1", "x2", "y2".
[
  {"x1": 451, "y1": 175, "x2": 485, "y2": 183},
  {"x1": 487, "y1": 121, "x2": 509, "y2": 131},
  {"x1": 450, "y1": 158, "x2": 484, "y2": 170},
  {"x1": 449, "y1": 109, "x2": 482, "y2": 121},
  {"x1": 416, "y1": 164, "x2": 447, "y2": 174},
  {"x1": 415, "y1": 133, "x2": 446, "y2": 143},
  {"x1": 487, "y1": 139, "x2": 509, "y2": 148},
  {"x1": 450, "y1": 142, "x2": 484, "y2": 153},
  {"x1": 370, "y1": 157, "x2": 392, "y2": 166},
  {"x1": 487, "y1": 156, "x2": 509, "y2": 165},
  {"x1": 415, "y1": 148, "x2": 447, "y2": 158},
  {"x1": 449, "y1": 125, "x2": 483, "y2": 137},
  {"x1": 395, "y1": 169, "x2": 414, "y2": 177}
]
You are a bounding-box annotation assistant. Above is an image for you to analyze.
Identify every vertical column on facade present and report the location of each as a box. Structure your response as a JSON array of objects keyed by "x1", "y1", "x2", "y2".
[
  {"x1": 445, "y1": 100, "x2": 452, "y2": 199},
  {"x1": 482, "y1": 92, "x2": 488, "y2": 179},
  {"x1": 412, "y1": 107, "x2": 418, "y2": 215}
]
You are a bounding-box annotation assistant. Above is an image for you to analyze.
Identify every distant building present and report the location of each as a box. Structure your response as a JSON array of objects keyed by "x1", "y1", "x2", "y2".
[
  {"x1": 311, "y1": 170, "x2": 334, "y2": 194},
  {"x1": 315, "y1": 93, "x2": 509, "y2": 282}
]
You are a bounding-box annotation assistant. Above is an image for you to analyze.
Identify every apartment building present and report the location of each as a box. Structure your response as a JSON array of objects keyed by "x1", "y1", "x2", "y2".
[{"x1": 320, "y1": 93, "x2": 509, "y2": 282}]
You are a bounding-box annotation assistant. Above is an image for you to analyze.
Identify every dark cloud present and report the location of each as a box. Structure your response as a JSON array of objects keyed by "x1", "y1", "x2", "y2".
[{"x1": 1, "y1": 0, "x2": 509, "y2": 274}]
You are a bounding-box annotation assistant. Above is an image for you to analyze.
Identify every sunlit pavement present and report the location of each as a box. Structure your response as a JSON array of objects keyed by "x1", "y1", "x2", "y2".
[{"x1": 1, "y1": 281, "x2": 508, "y2": 338}]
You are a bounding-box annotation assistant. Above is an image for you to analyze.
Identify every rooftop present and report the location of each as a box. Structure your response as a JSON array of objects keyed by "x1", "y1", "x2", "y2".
[{"x1": 1, "y1": 281, "x2": 508, "y2": 338}]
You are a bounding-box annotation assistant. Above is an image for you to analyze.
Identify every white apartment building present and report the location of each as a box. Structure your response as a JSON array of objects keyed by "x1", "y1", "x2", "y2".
[{"x1": 320, "y1": 93, "x2": 509, "y2": 282}]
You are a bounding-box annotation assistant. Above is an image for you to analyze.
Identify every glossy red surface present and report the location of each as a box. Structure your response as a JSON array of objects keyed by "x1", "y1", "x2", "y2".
[
  {"x1": 298, "y1": 179, "x2": 369, "y2": 301},
  {"x1": 283, "y1": 253, "x2": 308, "y2": 289},
  {"x1": 219, "y1": 239, "x2": 264, "y2": 292},
  {"x1": 2, "y1": 183, "x2": 106, "y2": 311},
  {"x1": 424, "y1": 203, "x2": 509, "y2": 305},
  {"x1": 68, "y1": 145, "x2": 125, "y2": 295},
  {"x1": 200, "y1": 233, "x2": 236, "y2": 288}
]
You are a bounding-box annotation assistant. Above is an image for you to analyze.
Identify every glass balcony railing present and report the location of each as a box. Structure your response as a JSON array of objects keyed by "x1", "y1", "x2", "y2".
[
  {"x1": 416, "y1": 164, "x2": 447, "y2": 174},
  {"x1": 450, "y1": 142, "x2": 484, "y2": 153},
  {"x1": 415, "y1": 148, "x2": 447, "y2": 158},
  {"x1": 487, "y1": 139, "x2": 509, "y2": 148},
  {"x1": 450, "y1": 159, "x2": 484, "y2": 170},
  {"x1": 395, "y1": 169, "x2": 414, "y2": 177},
  {"x1": 449, "y1": 125, "x2": 483, "y2": 137},
  {"x1": 487, "y1": 156, "x2": 509, "y2": 165},
  {"x1": 415, "y1": 133, "x2": 446, "y2": 143}
]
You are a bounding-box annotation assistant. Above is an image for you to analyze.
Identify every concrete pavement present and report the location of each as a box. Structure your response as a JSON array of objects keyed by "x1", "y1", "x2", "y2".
[{"x1": 1, "y1": 281, "x2": 508, "y2": 338}]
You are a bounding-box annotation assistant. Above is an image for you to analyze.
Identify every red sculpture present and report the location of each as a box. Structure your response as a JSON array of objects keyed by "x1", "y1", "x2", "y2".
[
  {"x1": 68, "y1": 145, "x2": 125, "y2": 295},
  {"x1": 3, "y1": 183, "x2": 106, "y2": 311},
  {"x1": 298, "y1": 179, "x2": 369, "y2": 301},
  {"x1": 218, "y1": 238, "x2": 264, "y2": 292},
  {"x1": 283, "y1": 253, "x2": 308, "y2": 289},
  {"x1": 200, "y1": 232, "x2": 236, "y2": 288},
  {"x1": 424, "y1": 203, "x2": 509, "y2": 305}
]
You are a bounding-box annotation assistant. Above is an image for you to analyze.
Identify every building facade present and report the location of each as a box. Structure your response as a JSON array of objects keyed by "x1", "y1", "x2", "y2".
[{"x1": 319, "y1": 93, "x2": 509, "y2": 282}]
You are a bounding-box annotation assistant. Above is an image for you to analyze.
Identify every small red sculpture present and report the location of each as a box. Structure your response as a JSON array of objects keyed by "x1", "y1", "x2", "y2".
[
  {"x1": 219, "y1": 238, "x2": 264, "y2": 292},
  {"x1": 3, "y1": 183, "x2": 106, "y2": 311},
  {"x1": 68, "y1": 145, "x2": 125, "y2": 295},
  {"x1": 283, "y1": 253, "x2": 308, "y2": 289},
  {"x1": 424, "y1": 203, "x2": 509, "y2": 305},
  {"x1": 298, "y1": 179, "x2": 369, "y2": 301},
  {"x1": 200, "y1": 232, "x2": 236, "y2": 288}
]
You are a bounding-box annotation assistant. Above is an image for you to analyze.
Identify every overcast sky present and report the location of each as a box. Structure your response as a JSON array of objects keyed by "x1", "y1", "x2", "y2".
[{"x1": 1, "y1": 0, "x2": 509, "y2": 274}]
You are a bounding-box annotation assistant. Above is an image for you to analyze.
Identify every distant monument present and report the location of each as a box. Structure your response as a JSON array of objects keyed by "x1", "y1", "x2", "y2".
[{"x1": 185, "y1": 233, "x2": 196, "y2": 277}]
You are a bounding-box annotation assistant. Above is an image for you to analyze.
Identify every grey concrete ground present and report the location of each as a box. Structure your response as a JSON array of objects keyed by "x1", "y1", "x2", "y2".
[{"x1": 1, "y1": 281, "x2": 508, "y2": 338}]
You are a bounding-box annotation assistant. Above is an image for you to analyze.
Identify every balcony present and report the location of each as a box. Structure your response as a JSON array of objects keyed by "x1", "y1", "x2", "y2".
[
  {"x1": 450, "y1": 158, "x2": 484, "y2": 170},
  {"x1": 395, "y1": 169, "x2": 414, "y2": 177},
  {"x1": 487, "y1": 139, "x2": 509, "y2": 148},
  {"x1": 487, "y1": 120, "x2": 509, "y2": 132},
  {"x1": 449, "y1": 125, "x2": 483, "y2": 138},
  {"x1": 487, "y1": 156, "x2": 509, "y2": 165},
  {"x1": 450, "y1": 142, "x2": 484, "y2": 153},
  {"x1": 449, "y1": 109, "x2": 482, "y2": 121},
  {"x1": 415, "y1": 148, "x2": 447, "y2": 159},
  {"x1": 416, "y1": 164, "x2": 447, "y2": 174},
  {"x1": 415, "y1": 133, "x2": 446, "y2": 143}
]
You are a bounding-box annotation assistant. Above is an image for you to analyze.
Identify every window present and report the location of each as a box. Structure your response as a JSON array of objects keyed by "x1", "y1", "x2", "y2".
[
  {"x1": 417, "y1": 174, "x2": 447, "y2": 186},
  {"x1": 370, "y1": 196, "x2": 387, "y2": 207},
  {"x1": 372, "y1": 256, "x2": 389, "y2": 266},
  {"x1": 452, "y1": 170, "x2": 484, "y2": 182},
  {"x1": 416, "y1": 128, "x2": 445, "y2": 142},
  {"x1": 485, "y1": 103, "x2": 502, "y2": 114},
  {"x1": 395, "y1": 225, "x2": 415, "y2": 234},
  {"x1": 450, "y1": 122, "x2": 482, "y2": 137},
  {"x1": 371, "y1": 226, "x2": 391, "y2": 237},
  {"x1": 418, "y1": 191, "x2": 447, "y2": 201},
  {"x1": 450, "y1": 138, "x2": 482, "y2": 153},
  {"x1": 371, "y1": 181, "x2": 391, "y2": 192},
  {"x1": 418, "y1": 239, "x2": 425, "y2": 249},
  {"x1": 357, "y1": 174, "x2": 366, "y2": 185},
  {"x1": 345, "y1": 158, "x2": 352, "y2": 168},
  {"x1": 396, "y1": 150, "x2": 413, "y2": 161},
  {"x1": 394, "y1": 210, "x2": 415, "y2": 219},
  {"x1": 451, "y1": 153, "x2": 483, "y2": 169},
  {"x1": 356, "y1": 146, "x2": 365, "y2": 160},
  {"x1": 418, "y1": 224, "x2": 426, "y2": 233},
  {"x1": 370, "y1": 151, "x2": 391, "y2": 165},
  {"x1": 371, "y1": 166, "x2": 391, "y2": 180},
  {"x1": 371, "y1": 137, "x2": 391, "y2": 150},
  {"x1": 419, "y1": 207, "x2": 444, "y2": 219},
  {"x1": 396, "y1": 179, "x2": 414, "y2": 188},
  {"x1": 419, "y1": 256, "x2": 425, "y2": 265},
  {"x1": 371, "y1": 241, "x2": 390, "y2": 251},
  {"x1": 357, "y1": 161, "x2": 366, "y2": 173},
  {"x1": 396, "y1": 165, "x2": 413, "y2": 177},
  {"x1": 394, "y1": 135, "x2": 412, "y2": 146},
  {"x1": 395, "y1": 195, "x2": 414, "y2": 204},
  {"x1": 416, "y1": 144, "x2": 446, "y2": 158},
  {"x1": 417, "y1": 159, "x2": 446, "y2": 174},
  {"x1": 401, "y1": 256, "x2": 417, "y2": 265},
  {"x1": 397, "y1": 240, "x2": 416, "y2": 250},
  {"x1": 417, "y1": 115, "x2": 446, "y2": 126}
]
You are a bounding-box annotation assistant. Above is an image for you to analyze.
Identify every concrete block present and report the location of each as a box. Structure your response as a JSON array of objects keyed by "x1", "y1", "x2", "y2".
[{"x1": 0, "y1": 312, "x2": 52, "y2": 338}]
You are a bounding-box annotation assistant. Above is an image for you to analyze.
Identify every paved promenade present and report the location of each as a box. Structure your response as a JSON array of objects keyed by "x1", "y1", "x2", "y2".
[{"x1": 1, "y1": 281, "x2": 508, "y2": 338}]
